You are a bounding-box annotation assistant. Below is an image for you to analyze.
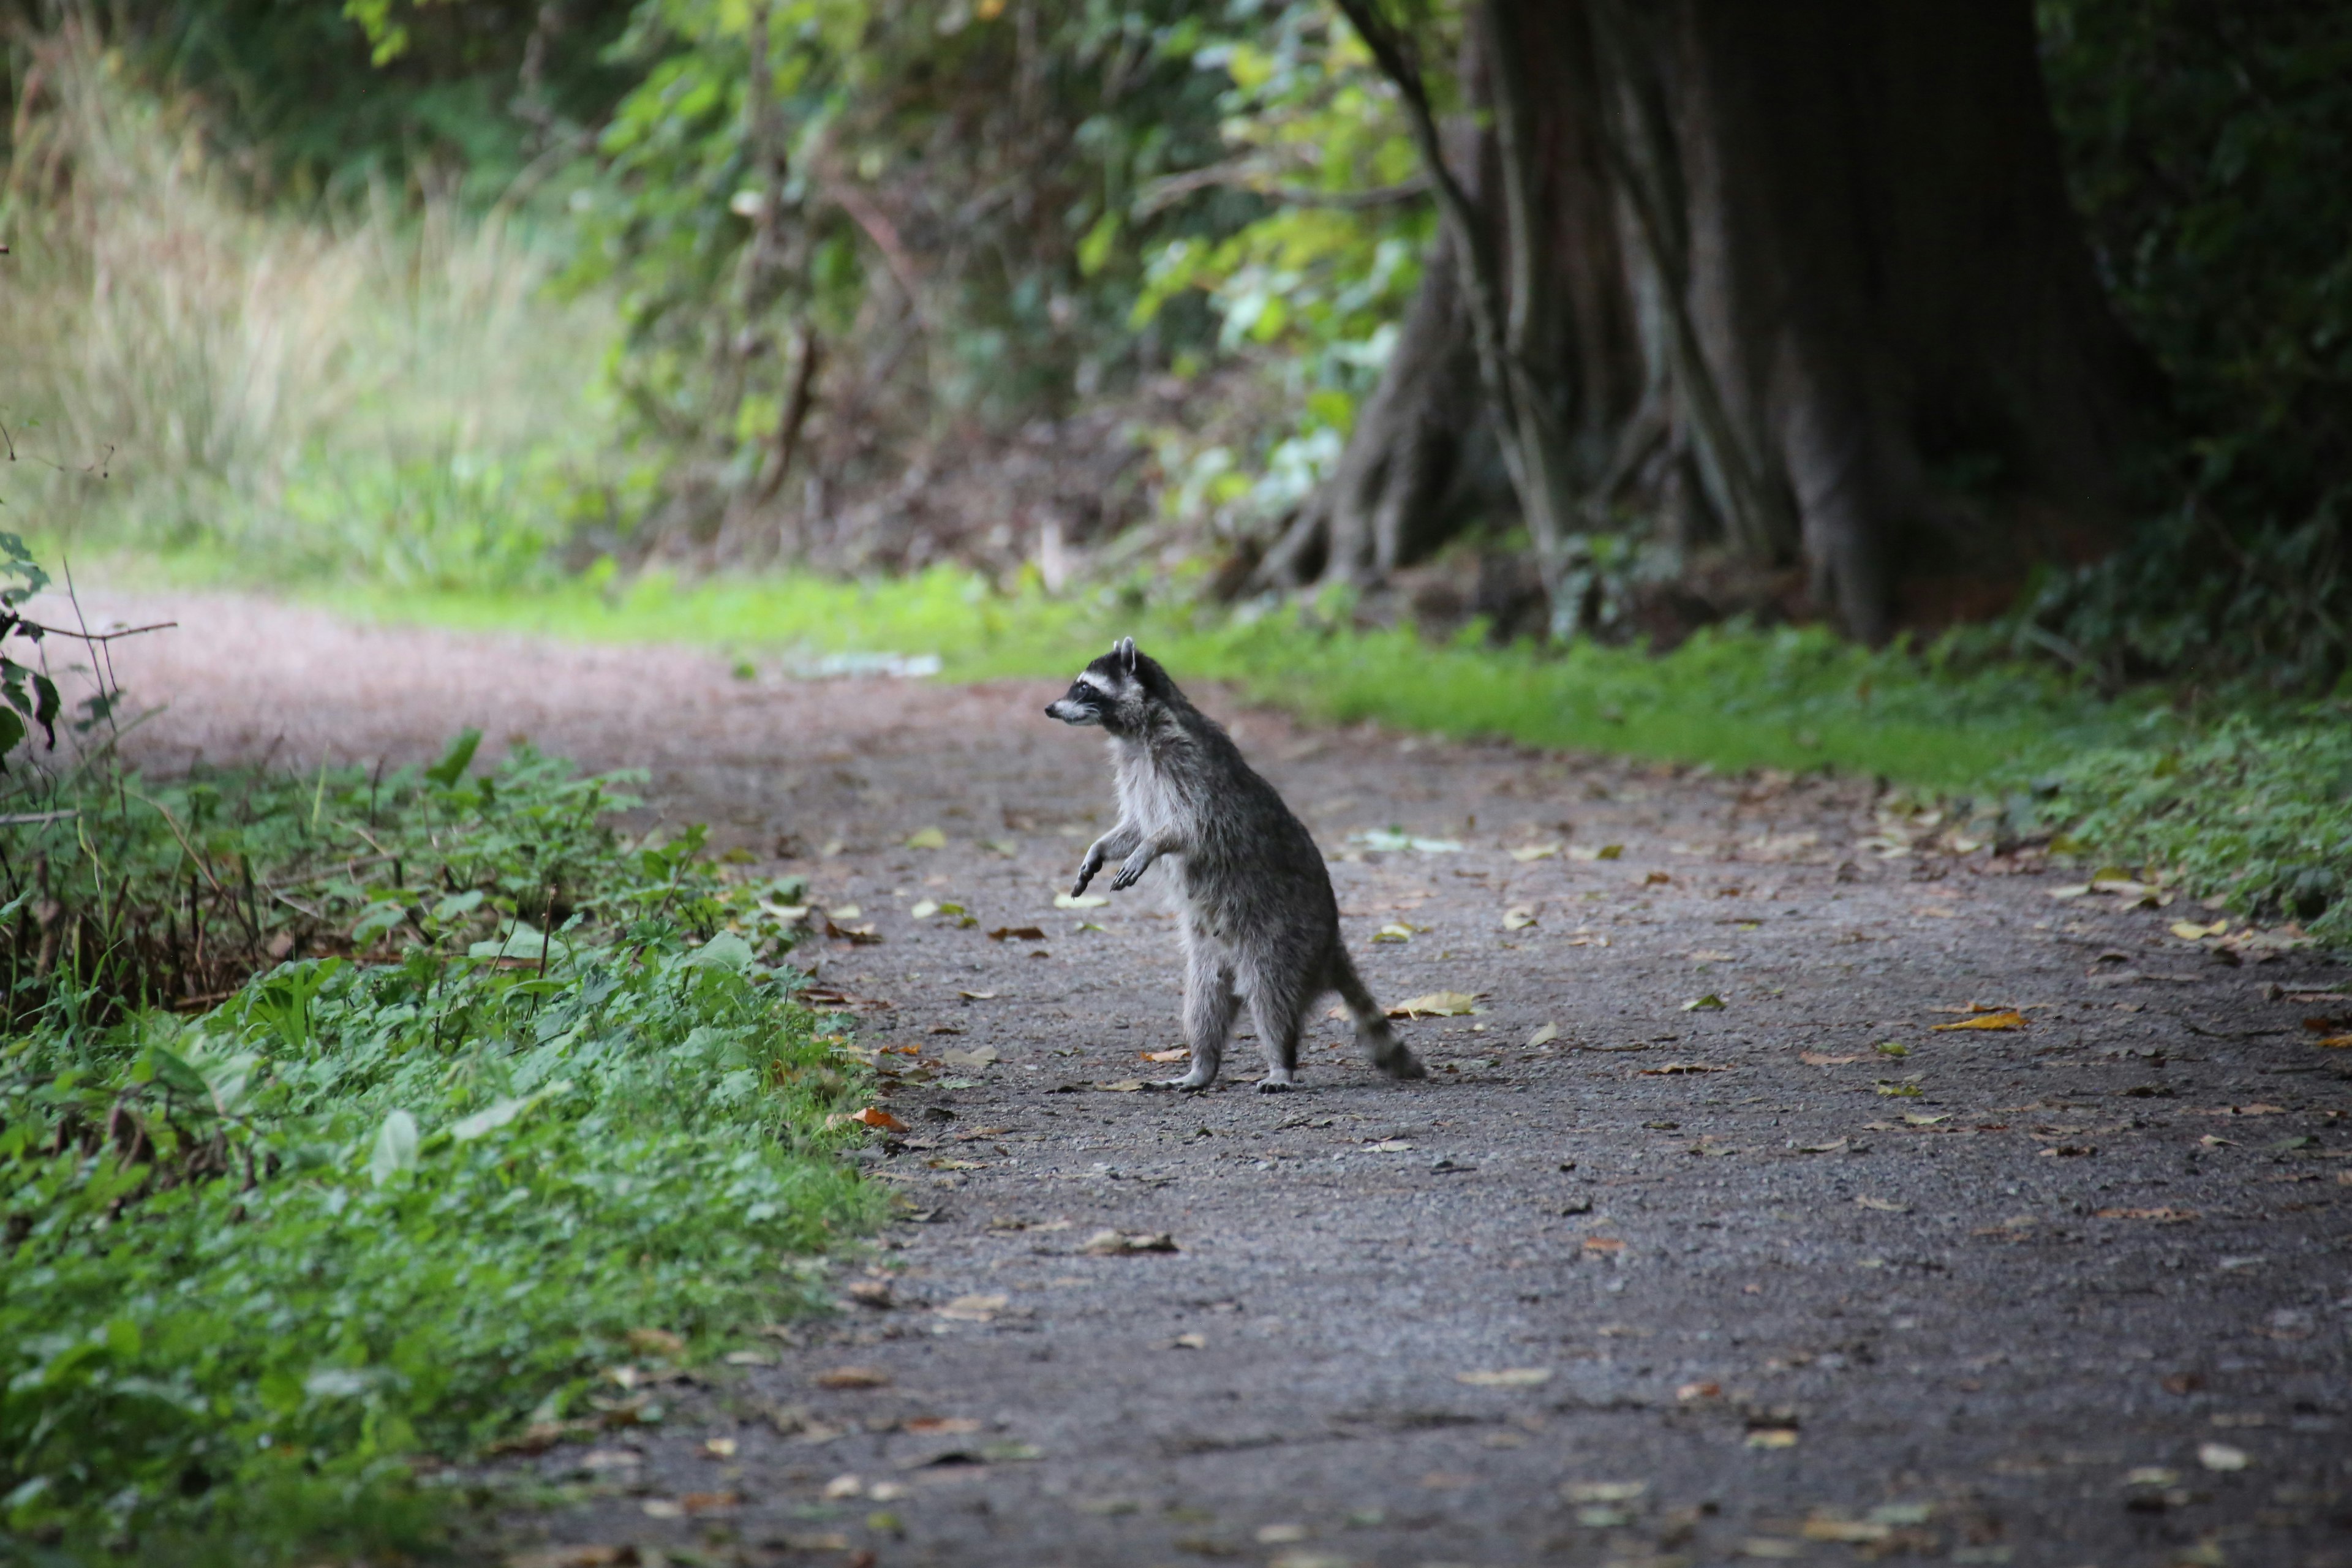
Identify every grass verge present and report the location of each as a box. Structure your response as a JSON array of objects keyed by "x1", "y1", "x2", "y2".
[
  {"x1": 276, "y1": 565, "x2": 2352, "y2": 948},
  {"x1": 2, "y1": 736, "x2": 880, "y2": 1564}
]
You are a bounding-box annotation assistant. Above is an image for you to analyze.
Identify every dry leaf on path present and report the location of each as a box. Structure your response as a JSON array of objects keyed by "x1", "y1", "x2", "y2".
[
  {"x1": 815, "y1": 1366, "x2": 891, "y2": 1389},
  {"x1": 1510, "y1": 842, "x2": 1562, "y2": 862},
  {"x1": 1054, "y1": 892, "x2": 1109, "y2": 909},
  {"x1": 1746, "y1": 1428, "x2": 1800, "y2": 1449},
  {"x1": 957, "y1": 989, "x2": 998, "y2": 1000},
  {"x1": 2199, "y1": 1442, "x2": 2250, "y2": 1472},
  {"x1": 988, "y1": 925, "x2": 1047, "y2": 941},
  {"x1": 1502, "y1": 905, "x2": 1539, "y2": 930},
  {"x1": 1526, "y1": 1022, "x2": 1561, "y2": 1047},
  {"x1": 1363, "y1": 1139, "x2": 1415, "y2": 1152},
  {"x1": 1372, "y1": 922, "x2": 1417, "y2": 943},
  {"x1": 1792, "y1": 1139, "x2": 1849, "y2": 1154},
  {"x1": 626, "y1": 1327, "x2": 685, "y2": 1359},
  {"x1": 1800, "y1": 1051, "x2": 1865, "y2": 1065},
  {"x1": 1581, "y1": 1236, "x2": 1626, "y2": 1254},
  {"x1": 902, "y1": 1416, "x2": 981, "y2": 1436},
  {"x1": 1096, "y1": 1079, "x2": 1147, "y2": 1093},
  {"x1": 837, "y1": 1107, "x2": 908, "y2": 1133},
  {"x1": 942, "y1": 1047, "x2": 999, "y2": 1069},
  {"x1": 1386, "y1": 990, "x2": 1483, "y2": 1018},
  {"x1": 1682, "y1": 994, "x2": 1726, "y2": 1011},
  {"x1": 904, "y1": 827, "x2": 947, "y2": 850},
  {"x1": 1855, "y1": 1196, "x2": 1910, "y2": 1212},
  {"x1": 1456, "y1": 1367, "x2": 1552, "y2": 1387},
  {"x1": 1142, "y1": 1047, "x2": 1189, "y2": 1063},
  {"x1": 1932, "y1": 1009, "x2": 2027, "y2": 1031},
  {"x1": 938, "y1": 1294, "x2": 1008, "y2": 1322}
]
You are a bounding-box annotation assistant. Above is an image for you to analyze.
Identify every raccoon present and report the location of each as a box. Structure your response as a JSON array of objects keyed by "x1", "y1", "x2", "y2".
[{"x1": 1044, "y1": 636, "x2": 1425, "y2": 1092}]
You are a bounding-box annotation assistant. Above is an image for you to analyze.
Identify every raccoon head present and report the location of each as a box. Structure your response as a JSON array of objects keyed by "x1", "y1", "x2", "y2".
[{"x1": 1043, "y1": 636, "x2": 1174, "y2": 735}]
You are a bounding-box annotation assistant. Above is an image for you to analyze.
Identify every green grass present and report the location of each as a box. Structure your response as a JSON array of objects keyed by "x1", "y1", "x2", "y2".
[
  {"x1": 273, "y1": 565, "x2": 2350, "y2": 948},
  {"x1": 1, "y1": 742, "x2": 881, "y2": 1564}
]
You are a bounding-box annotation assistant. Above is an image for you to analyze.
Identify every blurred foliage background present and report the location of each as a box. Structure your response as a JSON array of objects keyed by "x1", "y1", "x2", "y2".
[{"x1": 0, "y1": 0, "x2": 2348, "y2": 685}]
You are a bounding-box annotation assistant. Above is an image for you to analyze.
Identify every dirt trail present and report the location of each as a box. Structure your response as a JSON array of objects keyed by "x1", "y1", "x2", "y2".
[{"x1": 92, "y1": 592, "x2": 2352, "y2": 1568}]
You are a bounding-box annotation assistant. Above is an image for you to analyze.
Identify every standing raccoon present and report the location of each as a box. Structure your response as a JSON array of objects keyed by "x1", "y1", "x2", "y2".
[{"x1": 1044, "y1": 637, "x2": 1425, "y2": 1092}]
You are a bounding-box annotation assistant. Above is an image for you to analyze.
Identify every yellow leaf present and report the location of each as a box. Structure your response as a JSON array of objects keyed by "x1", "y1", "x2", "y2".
[
  {"x1": 1746, "y1": 1428, "x2": 1800, "y2": 1449},
  {"x1": 1509, "y1": 842, "x2": 1562, "y2": 862},
  {"x1": 1932, "y1": 1009, "x2": 2027, "y2": 1031},
  {"x1": 904, "y1": 827, "x2": 946, "y2": 850},
  {"x1": 1141, "y1": 1047, "x2": 1188, "y2": 1063},
  {"x1": 1055, "y1": 892, "x2": 1109, "y2": 909},
  {"x1": 1455, "y1": 1367, "x2": 1552, "y2": 1387},
  {"x1": 1526, "y1": 1022, "x2": 1561, "y2": 1047},
  {"x1": 1385, "y1": 990, "x2": 1483, "y2": 1018},
  {"x1": 1502, "y1": 904, "x2": 1538, "y2": 930},
  {"x1": 1097, "y1": 1079, "x2": 1146, "y2": 1093},
  {"x1": 1372, "y1": 922, "x2": 1415, "y2": 943}
]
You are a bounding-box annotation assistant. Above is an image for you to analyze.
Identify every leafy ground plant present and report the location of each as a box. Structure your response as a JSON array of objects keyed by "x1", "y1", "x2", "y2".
[{"x1": 1, "y1": 737, "x2": 880, "y2": 1564}]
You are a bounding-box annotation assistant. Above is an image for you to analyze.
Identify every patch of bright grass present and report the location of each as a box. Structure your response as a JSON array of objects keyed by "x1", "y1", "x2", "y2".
[{"x1": 1, "y1": 741, "x2": 880, "y2": 1563}]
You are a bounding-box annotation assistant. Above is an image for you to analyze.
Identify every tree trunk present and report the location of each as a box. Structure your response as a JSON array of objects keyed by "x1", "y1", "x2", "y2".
[{"x1": 1296, "y1": 0, "x2": 2159, "y2": 642}]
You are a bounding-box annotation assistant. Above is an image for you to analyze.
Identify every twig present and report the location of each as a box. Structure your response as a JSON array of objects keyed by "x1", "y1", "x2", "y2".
[
  {"x1": 0, "y1": 810, "x2": 77, "y2": 826},
  {"x1": 13, "y1": 619, "x2": 176, "y2": 643},
  {"x1": 123, "y1": 788, "x2": 230, "y2": 898}
]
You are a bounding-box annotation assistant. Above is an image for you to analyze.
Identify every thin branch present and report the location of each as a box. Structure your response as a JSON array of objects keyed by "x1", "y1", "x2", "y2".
[
  {"x1": 13, "y1": 618, "x2": 176, "y2": 643},
  {"x1": 1134, "y1": 160, "x2": 1428, "y2": 217}
]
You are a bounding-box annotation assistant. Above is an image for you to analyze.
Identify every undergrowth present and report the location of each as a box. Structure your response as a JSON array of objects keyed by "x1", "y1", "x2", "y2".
[{"x1": 1, "y1": 737, "x2": 880, "y2": 1564}]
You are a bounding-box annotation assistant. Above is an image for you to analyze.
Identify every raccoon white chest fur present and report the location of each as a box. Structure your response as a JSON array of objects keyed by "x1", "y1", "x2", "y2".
[{"x1": 1045, "y1": 637, "x2": 1426, "y2": 1093}]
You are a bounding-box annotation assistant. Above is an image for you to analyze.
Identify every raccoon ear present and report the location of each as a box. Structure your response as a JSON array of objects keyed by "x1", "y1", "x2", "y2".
[{"x1": 1112, "y1": 636, "x2": 1137, "y2": 672}]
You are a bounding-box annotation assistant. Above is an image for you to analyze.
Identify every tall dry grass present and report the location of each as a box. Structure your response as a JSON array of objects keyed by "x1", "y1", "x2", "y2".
[{"x1": 0, "y1": 28, "x2": 613, "y2": 581}]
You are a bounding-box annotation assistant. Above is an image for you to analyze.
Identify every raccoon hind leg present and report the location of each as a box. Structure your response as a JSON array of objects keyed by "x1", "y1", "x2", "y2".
[
  {"x1": 1172, "y1": 948, "x2": 1238, "y2": 1091},
  {"x1": 1246, "y1": 987, "x2": 1306, "y2": 1093}
]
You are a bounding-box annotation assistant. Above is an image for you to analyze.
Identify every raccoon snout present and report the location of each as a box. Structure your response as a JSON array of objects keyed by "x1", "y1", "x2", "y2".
[{"x1": 1045, "y1": 699, "x2": 1090, "y2": 723}]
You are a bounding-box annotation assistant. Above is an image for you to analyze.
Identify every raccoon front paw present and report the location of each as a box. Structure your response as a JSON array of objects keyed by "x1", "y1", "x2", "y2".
[
  {"x1": 1376, "y1": 1047, "x2": 1428, "y2": 1082},
  {"x1": 1163, "y1": 1072, "x2": 1215, "y2": 1092},
  {"x1": 1254, "y1": 1073, "x2": 1297, "y2": 1093},
  {"x1": 1109, "y1": 851, "x2": 1153, "y2": 891}
]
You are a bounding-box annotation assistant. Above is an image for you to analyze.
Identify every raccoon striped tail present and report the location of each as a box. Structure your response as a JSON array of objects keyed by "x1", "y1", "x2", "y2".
[{"x1": 1330, "y1": 948, "x2": 1427, "y2": 1080}]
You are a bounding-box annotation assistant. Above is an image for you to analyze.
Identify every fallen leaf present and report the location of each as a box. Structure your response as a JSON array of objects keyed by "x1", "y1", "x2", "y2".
[
  {"x1": 1792, "y1": 1139, "x2": 1849, "y2": 1154},
  {"x1": 845, "y1": 1280, "x2": 895, "y2": 1309},
  {"x1": 1676, "y1": 1382, "x2": 1721, "y2": 1403},
  {"x1": 900, "y1": 1416, "x2": 981, "y2": 1436},
  {"x1": 1932, "y1": 1009, "x2": 2028, "y2": 1031},
  {"x1": 1385, "y1": 990, "x2": 1483, "y2": 1018},
  {"x1": 2313, "y1": 1035, "x2": 2352, "y2": 1049},
  {"x1": 1165, "y1": 1332, "x2": 1207, "y2": 1351},
  {"x1": 702, "y1": 1438, "x2": 737, "y2": 1459},
  {"x1": 815, "y1": 1366, "x2": 891, "y2": 1389},
  {"x1": 988, "y1": 925, "x2": 1047, "y2": 941},
  {"x1": 1689, "y1": 948, "x2": 1735, "y2": 962},
  {"x1": 1581, "y1": 1236, "x2": 1626, "y2": 1254},
  {"x1": 1256, "y1": 1523, "x2": 1310, "y2": 1544},
  {"x1": 823, "y1": 1474, "x2": 864, "y2": 1499},
  {"x1": 1526, "y1": 1022, "x2": 1561, "y2": 1047},
  {"x1": 1363, "y1": 1139, "x2": 1416, "y2": 1152},
  {"x1": 942, "y1": 1047, "x2": 1000, "y2": 1069},
  {"x1": 1510, "y1": 842, "x2": 1562, "y2": 862},
  {"x1": 1350, "y1": 829, "x2": 1464, "y2": 854},
  {"x1": 639, "y1": 1500, "x2": 684, "y2": 1519},
  {"x1": 1502, "y1": 905, "x2": 1539, "y2": 930},
  {"x1": 1799, "y1": 1051, "x2": 1864, "y2": 1065},
  {"x1": 2040, "y1": 1144, "x2": 2097, "y2": 1158},
  {"x1": 627, "y1": 1327, "x2": 686, "y2": 1359},
  {"x1": 1142, "y1": 1047, "x2": 1189, "y2": 1063},
  {"x1": 1746, "y1": 1428, "x2": 1800, "y2": 1449},
  {"x1": 1054, "y1": 892, "x2": 1110, "y2": 909},
  {"x1": 1644, "y1": 871, "x2": 1673, "y2": 886},
  {"x1": 904, "y1": 827, "x2": 946, "y2": 850},
  {"x1": 1372, "y1": 922, "x2": 1417, "y2": 943},
  {"x1": 2094, "y1": 1206, "x2": 2199, "y2": 1222},
  {"x1": 938, "y1": 1294, "x2": 1008, "y2": 1322},
  {"x1": 1080, "y1": 1229, "x2": 1178, "y2": 1255},
  {"x1": 1682, "y1": 994, "x2": 1726, "y2": 1011},
  {"x1": 1901, "y1": 1113, "x2": 1951, "y2": 1126},
  {"x1": 957, "y1": 989, "x2": 998, "y2": 1000},
  {"x1": 1597, "y1": 843, "x2": 1624, "y2": 859},
  {"x1": 827, "y1": 905, "x2": 864, "y2": 921},
  {"x1": 1456, "y1": 1367, "x2": 1553, "y2": 1387},
  {"x1": 1803, "y1": 1518, "x2": 1892, "y2": 1544},
  {"x1": 1097, "y1": 1079, "x2": 1147, "y2": 1093},
  {"x1": 2172, "y1": 919, "x2": 2230, "y2": 940},
  {"x1": 506, "y1": 1548, "x2": 633, "y2": 1568},
  {"x1": 1855, "y1": 1196, "x2": 1910, "y2": 1212},
  {"x1": 2198, "y1": 1442, "x2": 2249, "y2": 1472},
  {"x1": 910, "y1": 899, "x2": 941, "y2": 919}
]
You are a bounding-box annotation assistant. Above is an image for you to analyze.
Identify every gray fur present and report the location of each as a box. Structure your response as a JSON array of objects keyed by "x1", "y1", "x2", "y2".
[{"x1": 1045, "y1": 636, "x2": 1426, "y2": 1093}]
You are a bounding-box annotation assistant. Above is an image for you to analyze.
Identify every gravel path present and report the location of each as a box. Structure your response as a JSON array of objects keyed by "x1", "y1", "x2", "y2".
[{"x1": 92, "y1": 592, "x2": 2352, "y2": 1568}]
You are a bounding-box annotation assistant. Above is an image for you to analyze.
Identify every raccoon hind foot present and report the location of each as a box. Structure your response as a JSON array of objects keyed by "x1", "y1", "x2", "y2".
[
  {"x1": 1254, "y1": 1070, "x2": 1297, "y2": 1093},
  {"x1": 1374, "y1": 1046, "x2": 1428, "y2": 1081}
]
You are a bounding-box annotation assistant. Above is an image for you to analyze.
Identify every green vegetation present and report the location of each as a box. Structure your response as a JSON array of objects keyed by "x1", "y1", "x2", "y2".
[
  {"x1": 297, "y1": 566, "x2": 2352, "y2": 946},
  {"x1": 1, "y1": 728, "x2": 880, "y2": 1562}
]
